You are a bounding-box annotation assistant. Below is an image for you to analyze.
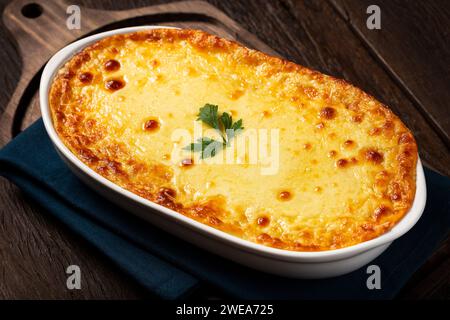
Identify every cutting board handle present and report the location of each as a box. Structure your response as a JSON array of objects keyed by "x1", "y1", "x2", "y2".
[{"x1": 1, "y1": 0, "x2": 272, "y2": 143}]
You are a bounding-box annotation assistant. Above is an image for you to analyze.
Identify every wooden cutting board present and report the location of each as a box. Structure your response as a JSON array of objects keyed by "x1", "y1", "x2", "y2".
[
  {"x1": 1, "y1": 0, "x2": 448, "y2": 299},
  {"x1": 0, "y1": 0, "x2": 278, "y2": 146}
]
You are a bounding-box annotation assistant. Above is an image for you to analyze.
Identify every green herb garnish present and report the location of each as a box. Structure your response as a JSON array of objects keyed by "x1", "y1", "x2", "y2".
[
  {"x1": 185, "y1": 104, "x2": 244, "y2": 158},
  {"x1": 197, "y1": 103, "x2": 220, "y2": 130},
  {"x1": 184, "y1": 137, "x2": 223, "y2": 159}
]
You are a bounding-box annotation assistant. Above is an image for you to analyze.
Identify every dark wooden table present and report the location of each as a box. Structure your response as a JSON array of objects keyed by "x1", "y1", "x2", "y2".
[{"x1": 0, "y1": 0, "x2": 449, "y2": 299}]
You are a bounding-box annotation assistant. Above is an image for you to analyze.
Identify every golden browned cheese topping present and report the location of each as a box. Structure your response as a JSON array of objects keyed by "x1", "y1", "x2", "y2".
[{"x1": 49, "y1": 29, "x2": 418, "y2": 251}]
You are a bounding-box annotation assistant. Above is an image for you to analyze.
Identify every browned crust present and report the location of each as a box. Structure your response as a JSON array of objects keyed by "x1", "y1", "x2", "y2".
[{"x1": 49, "y1": 29, "x2": 418, "y2": 251}]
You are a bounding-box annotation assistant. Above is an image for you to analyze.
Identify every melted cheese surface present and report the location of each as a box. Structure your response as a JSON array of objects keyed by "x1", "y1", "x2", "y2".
[{"x1": 49, "y1": 29, "x2": 417, "y2": 251}]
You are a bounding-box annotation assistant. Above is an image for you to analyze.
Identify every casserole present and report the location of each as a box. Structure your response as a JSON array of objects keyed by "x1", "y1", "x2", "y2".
[{"x1": 40, "y1": 26, "x2": 426, "y2": 278}]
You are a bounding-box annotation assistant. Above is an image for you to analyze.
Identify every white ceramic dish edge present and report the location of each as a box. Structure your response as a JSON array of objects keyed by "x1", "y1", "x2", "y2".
[{"x1": 39, "y1": 26, "x2": 427, "y2": 278}]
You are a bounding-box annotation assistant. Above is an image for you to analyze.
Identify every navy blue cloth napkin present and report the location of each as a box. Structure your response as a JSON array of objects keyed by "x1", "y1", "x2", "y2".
[{"x1": 0, "y1": 119, "x2": 449, "y2": 300}]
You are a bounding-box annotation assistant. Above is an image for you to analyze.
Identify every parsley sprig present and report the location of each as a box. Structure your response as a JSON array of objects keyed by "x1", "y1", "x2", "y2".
[{"x1": 184, "y1": 104, "x2": 244, "y2": 158}]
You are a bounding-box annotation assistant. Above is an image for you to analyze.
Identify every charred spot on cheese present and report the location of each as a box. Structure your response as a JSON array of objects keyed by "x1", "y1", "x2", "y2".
[
  {"x1": 159, "y1": 187, "x2": 176, "y2": 199},
  {"x1": 257, "y1": 216, "x2": 270, "y2": 227},
  {"x1": 361, "y1": 223, "x2": 374, "y2": 231},
  {"x1": 156, "y1": 187, "x2": 179, "y2": 209},
  {"x1": 257, "y1": 233, "x2": 271, "y2": 242},
  {"x1": 328, "y1": 150, "x2": 337, "y2": 158},
  {"x1": 151, "y1": 59, "x2": 160, "y2": 68},
  {"x1": 303, "y1": 87, "x2": 319, "y2": 99},
  {"x1": 336, "y1": 156, "x2": 358, "y2": 168},
  {"x1": 261, "y1": 110, "x2": 271, "y2": 118},
  {"x1": 180, "y1": 158, "x2": 194, "y2": 167},
  {"x1": 61, "y1": 70, "x2": 75, "y2": 80},
  {"x1": 78, "y1": 72, "x2": 93, "y2": 84},
  {"x1": 336, "y1": 158, "x2": 348, "y2": 168},
  {"x1": 389, "y1": 182, "x2": 402, "y2": 201},
  {"x1": 343, "y1": 139, "x2": 355, "y2": 149},
  {"x1": 374, "y1": 170, "x2": 388, "y2": 190},
  {"x1": 230, "y1": 89, "x2": 245, "y2": 100},
  {"x1": 316, "y1": 122, "x2": 325, "y2": 130},
  {"x1": 104, "y1": 59, "x2": 120, "y2": 72},
  {"x1": 98, "y1": 160, "x2": 124, "y2": 176},
  {"x1": 373, "y1": 205, "x2": 391, "y2": 221},
  {"x1": 208, "y1": 216, "x2": 222, "y2": 226},
  {"x1": 143, "y1": 119, "x2": 160, "y2": 132},
  {"x1": 398, "y1": 132, "x2": 414, "y2": 144},
  {"x1": 49, "y1": 29, "x2": 418, "y2": 252},
  {"x1": 105, "y1": 78, "x2": 125, "y2": 91},
  {"x1": 351, "y1": 114, "x2": 363, "y2": 123},
  {"x1": 78, "y1": 148, "x2": 99, "y2": 164},
  {"x1": 278, "y1": 190, "x2": 292, "y2": 201},
  {"x1": 257, "y1": 232, "x2": 284, "y2": 248},
  {"x1": 370, "y1": 122, "x2": 395, "y2": 137},
  {"x1": 369, "y1": 127, "x2": 382, "y2": 136},
  {"x1": 383, "y1": 120, "x2": 394, "y2": 130},
  {"x1": 391, "y1": 192, "x2": 401, "y2": 201},
  {"x1": 365, "y1": 149, "x2": 384, "y2": 164},
  {"x1": 319, "y1": 107, "x2": 336, "y2": 120},
  {"x1": 157, "y1": 74, "x2": 165, "y2": 82}
]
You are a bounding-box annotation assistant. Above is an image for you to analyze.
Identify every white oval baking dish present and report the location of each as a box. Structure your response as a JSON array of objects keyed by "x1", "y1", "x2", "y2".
[{"x1": 39, "y1": 26, "x2": 427, "y2": 279}]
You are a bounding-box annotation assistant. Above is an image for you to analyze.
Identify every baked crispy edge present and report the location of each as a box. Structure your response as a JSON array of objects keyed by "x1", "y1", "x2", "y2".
[{"x1": 49, "y1": 28, "x2": 418, "y2": 251}]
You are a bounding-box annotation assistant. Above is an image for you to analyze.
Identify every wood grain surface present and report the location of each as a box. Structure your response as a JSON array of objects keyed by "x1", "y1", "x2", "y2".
[
  {"x1": 333, "y1": 0, "x2": 450, "y2": 146},
  {"x1": 0, "y1": 0, "x2": 448, "y2": 299}
]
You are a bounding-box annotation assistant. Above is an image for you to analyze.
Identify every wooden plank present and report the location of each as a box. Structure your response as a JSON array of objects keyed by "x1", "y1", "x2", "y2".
[
  {"x1": 331, "y1": 0, "x2": 450, "y2": 145},
  {"x1": 398, "y1": 235, "x2": 450, "y2": 299},
  {"x1": 0, "y1": 178, "x2": 147, "y2": 299}
]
